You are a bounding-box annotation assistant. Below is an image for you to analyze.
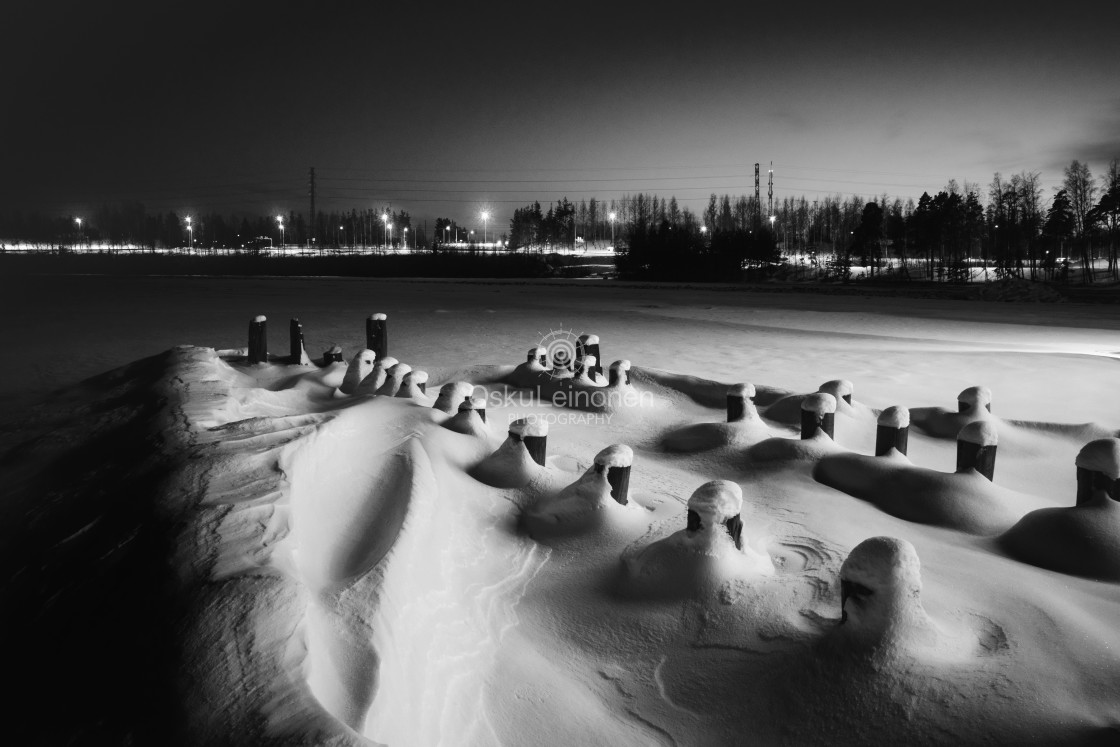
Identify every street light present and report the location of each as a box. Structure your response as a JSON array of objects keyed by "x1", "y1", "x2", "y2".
[
  {"x1": 381, "y1": 213, "x2": 389, "y2": 250},
  {"x1": 185, "y1": 216, "x2": 193, "y2": 253},
  {"x1": 403, "y1": 226, "x2": 409, "y2": 250},
  {"x1": 75, "y1": 217, "x2": 82, "y2": 249},
  {"x1": 444, "y1": 225, "x2": 450, "y2": 245},
  {"x1": 481, "y1": 210, "x2": 490, "y2": 247},
  {"x1": 387, "y1": 223, "x2": 393, "y2": 250},
  {"x1": 277, "y1": 215, "x2": 284, "y2": 248},
  {"x1": 609, "y1": 211, "x2": 616, "y2": 249}
]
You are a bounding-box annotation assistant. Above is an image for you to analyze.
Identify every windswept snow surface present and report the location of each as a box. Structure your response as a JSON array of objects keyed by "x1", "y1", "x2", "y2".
[{"x1": 2, "y1": 276, "x2": 1120, "y2": 746}]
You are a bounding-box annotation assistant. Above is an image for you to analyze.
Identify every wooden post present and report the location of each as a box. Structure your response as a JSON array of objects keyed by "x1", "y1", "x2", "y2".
[
  {"x1": 339, "y1": 349, "x2": 376, "y2": 395},
  {"x1": 366, "y1": 313, "x2": 388, "y2": 360},
  {"x1": 819, "y1": 379, "x2": 853, "y2": 405},
  {"x1": 956, "y1": 420, "x2": 998, "y2": 480},
  {"x1": 726, "y1": 383, "x2": 756, "y2": 422},
  {"x1": 1074, "y1": 438, "x2": 1120, "y2": 505},
  {"x1": 594, "y1": 444, "x2": 633, "y2": 505},
  {"x1": 434, "y1": 381, "x2": 474, "y2": 415},
  {"x1": 322, "y1": 345, "x2": 344, "y2": 364},
  {"x1": 289, "y1": 318, "x2": 305, "y2": 363},
  {"x1": 248, "y1": 315, "x2": 268, "y2": 364},
  {"x1": 578, "y1": 334, "x2": 602, "y2": 378},
  {"x1": 609, "y1": 359, "x2": 631, "y2": 387},
  {"x1": 957, "y1": 385, "x2": 992, "y2": 414},
  {"x1": 801, "y1": 393, "x2": 836, "y2": 439},
  {"x1": 510, "y1": 417, "x2": 548, "y2": 466},
  {"x1": 686, "y1": 480, "x2": 744, "y2": 550},
  {"x1": 875, "y1": 406, "x2": 910, "y2": 456}
]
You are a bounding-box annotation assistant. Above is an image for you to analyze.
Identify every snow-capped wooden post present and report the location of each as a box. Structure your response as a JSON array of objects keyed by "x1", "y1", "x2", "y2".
[
  {"x1": 366, "y1": 313, "x2": 388, "y2": 360},
  {"x1": 875, "y1": 406, "x2": 910, "y2": 456},
  {"x1": 463, "y1": 395, "x2": 486, "y2": 423},
  {"x1": 510, "y1": 417, "x2": 548, "y2": 466},
  {"x1": 248, "y1": 315, "x2": 268, "y2": 364},
  {"x1": 686, "y1": 480, "x2": 744, "y2": 550},
  {"x1": 434, "y1": 381, "x2": 474, "y2": 415},
  {"x1": 609, "y1": 359, "x2": 631, "y2": 387},
  {"x1": 578, "y1": 334, "x2": 602, "y2": 378},
  {"x1": 839, "y1": 536, "x2": 925, "y2": 633},
  {"x1": 727, "y1": 383, "x2": 756, "y2": 423},
  {"x1": 322, "y1": 345, "x2": 344, "y2": 364},
  {"x1": 339, "y1": 349, "x2": 376, "y2": 395},
  {"x1": 527, "y1": 346, "x2": 546, "y2": 365},
  {"x1": 594, "y1": 444, "x2": 633, "y2": 505},
  {"x1": 957, "y1": 420, "x2": 998, "y2": 481},
  {"x1": 397, "y1": 369, "x2": 428, "y2": 396},
  {"x1": 289, "y1": 318, "x2": 305, "y2": 363},
  {"x1": 801, "y1": 393, "x2": 837, "y2": 440},
  {"x1": 820, "y1": 379, "x2": 853, "y2": 406},
  {"x1": 574, "y1": 355, "x2": 598, "y2": 386},
  {"x1": 958, "y1": 385, "x2": 992, "y2": 414},
  {"x1": 1074, "y1": 438, "x2": 1120, "y2": 506}
]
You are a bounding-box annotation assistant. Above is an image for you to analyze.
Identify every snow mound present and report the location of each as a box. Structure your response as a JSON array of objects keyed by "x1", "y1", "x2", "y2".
[
  {"x1": 813, "y1": 450, "x2": 1022, "y2": 534},
  {"x1": 620, "y1": 480, "x2": 774, "y2": 598}
]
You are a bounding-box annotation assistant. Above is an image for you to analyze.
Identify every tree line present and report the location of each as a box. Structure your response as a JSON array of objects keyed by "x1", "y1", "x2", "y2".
[{"x1": 4, "y1": 158, "x2": 1117, "y2": 282}]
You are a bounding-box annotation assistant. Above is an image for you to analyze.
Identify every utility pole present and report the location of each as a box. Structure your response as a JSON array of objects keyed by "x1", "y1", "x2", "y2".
[{"x1": 308, "y1": 167, "x2": 316, "y2": 248}]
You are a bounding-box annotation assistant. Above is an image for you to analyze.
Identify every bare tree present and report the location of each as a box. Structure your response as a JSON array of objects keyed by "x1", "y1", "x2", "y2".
[{"x1": 1063, "y1": 160, "x2": 1096, "y2": 281}]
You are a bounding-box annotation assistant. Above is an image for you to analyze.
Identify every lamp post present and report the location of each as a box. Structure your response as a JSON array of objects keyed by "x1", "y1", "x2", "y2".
[
  {"x1": 388, "y1": 223, "x2": 393, "y2": 250},
  {"x1": 185, "y1": 216, "x2": 193, "y2": 254},
  {"x1": 277, "y1": 215, "x2": 284, "y2": 249},
  {"x1": 75, "y1": 217, "x2": 82, "y2": 250},
  {"x1": 381, "y1": 213, "x2": 389, "y2": 251},
  {"x1": 339, "y1": 224, "x2": 344, "y2": 251},
  {"x1": 700, "y1": 225, "x2": 707, "y2": 243},
  {"x1": 444, "y1": 224, "x2": 450, "y2": 246},
  {"x1": 481, "y1": 210, "x2": 490, "y2": 247},
  {"x1": 403, "y1": 226, "x2": 409, "y2": 250},
  {"x1": 609, "y1": 211, "x2": 616, "y2": 249}
]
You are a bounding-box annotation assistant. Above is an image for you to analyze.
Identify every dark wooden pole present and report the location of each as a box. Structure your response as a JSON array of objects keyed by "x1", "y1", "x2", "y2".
[
  {"x1": 248, "y1": 315, "x2": 268, "y2": 364},
  {"x1": 366, "y1": 313, "x2": 388, "y2": 360}
]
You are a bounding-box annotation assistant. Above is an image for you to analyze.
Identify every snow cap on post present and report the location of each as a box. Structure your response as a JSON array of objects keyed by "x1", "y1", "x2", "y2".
[
  {"x1": 957, "y1": 385, "x2": 992, "y2": 414},
  {"x1": 877, "y1": 406, "x2": 910, "y2": 429},
  {"x1": 528, "y1": 346, "x2": 547, "y2": 364},
  {"x1": 322, "y1": 345, "x2": 344, "y2": 364},
  {"x1": 958, "y1": 420, "x2": 998, "y2": 446},
  {"x1": 687, "y1": 480, "x2": 743, "y2": 525}
]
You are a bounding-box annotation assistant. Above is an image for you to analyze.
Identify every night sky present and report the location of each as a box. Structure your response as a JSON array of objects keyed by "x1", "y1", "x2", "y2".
[{"x1": 3, "y1": 1, "x2": 1118, "y2": 229}]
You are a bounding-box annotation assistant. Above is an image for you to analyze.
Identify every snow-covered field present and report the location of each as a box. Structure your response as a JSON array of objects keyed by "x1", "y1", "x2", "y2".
[{"x1": 2, "y1": 275, "x2": 1119, "y2": 745}]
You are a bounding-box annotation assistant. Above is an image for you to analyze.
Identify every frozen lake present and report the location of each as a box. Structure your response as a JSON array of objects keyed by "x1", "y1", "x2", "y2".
[{"x1": 3, "y1": 274, "x2": 1119, "y2": 415}]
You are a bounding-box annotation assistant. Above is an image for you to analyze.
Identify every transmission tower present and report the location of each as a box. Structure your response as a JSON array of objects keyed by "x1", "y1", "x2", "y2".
[
  {"x1": 768, "y1": 162, "x2": 774, "y2": 220},
  {"x1": 754, "y1": 163, "x2": 760, "y2": 227},
  {"x1": 308, "y1": 167, "x2": 316, "y2": 247}
]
